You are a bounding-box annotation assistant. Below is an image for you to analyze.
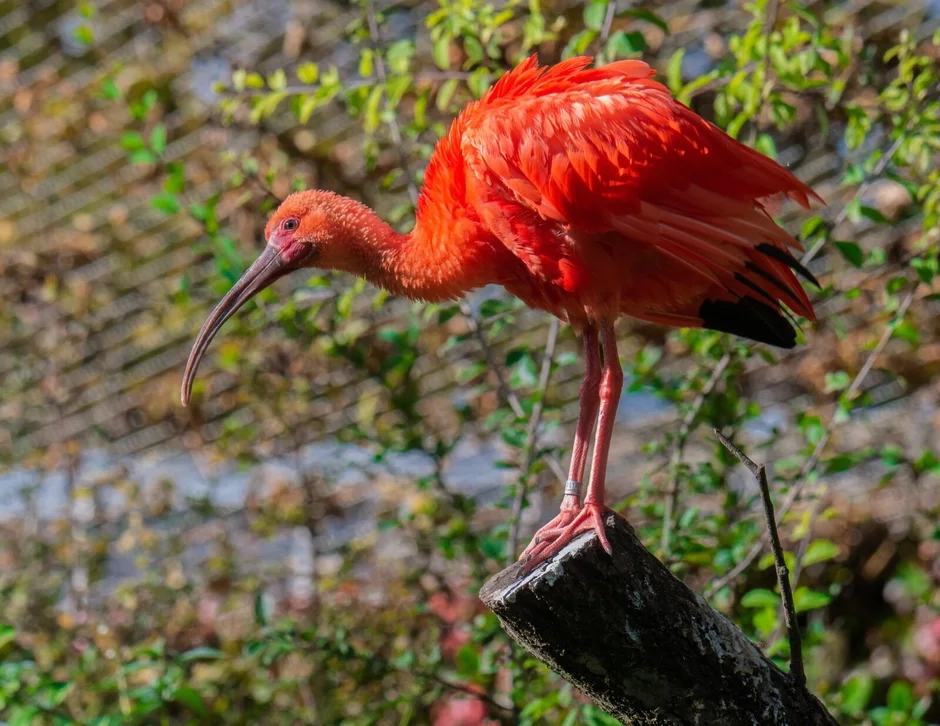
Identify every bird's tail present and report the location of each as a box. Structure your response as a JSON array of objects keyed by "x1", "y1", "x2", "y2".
[{"x1": 613, "y1": 198, "x2": 819, "y2": 348}]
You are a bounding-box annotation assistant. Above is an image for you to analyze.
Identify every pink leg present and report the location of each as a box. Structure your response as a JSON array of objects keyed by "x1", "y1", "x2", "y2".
[
  {"x1": 523, "y1": 319, "x2": 622, "y2": 565},
  {"x1": 521, "y1": 325, "x2": 601, "y2": 556}
]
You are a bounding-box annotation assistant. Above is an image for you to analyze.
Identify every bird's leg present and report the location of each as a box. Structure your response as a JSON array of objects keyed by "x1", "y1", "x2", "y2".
[
  {"x1": 521, "y1": 324, "x2": 601, "y2": 556},
  {"x1": 565, "y1": 323, "x2": 602, "y2": 502},
  {"x1": 522, "y1": 319, "x2": 622, "y2": 565},
  {"x1": 579, "y1": 319, "x2": 622, "y2": 551}
]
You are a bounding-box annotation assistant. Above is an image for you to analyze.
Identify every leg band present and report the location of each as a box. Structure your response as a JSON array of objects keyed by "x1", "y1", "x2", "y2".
[{"x1": 564, "y1": 479, "x2": 582, "y2": 498}]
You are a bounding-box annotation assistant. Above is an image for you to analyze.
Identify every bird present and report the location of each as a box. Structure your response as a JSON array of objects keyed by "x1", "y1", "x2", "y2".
[{"x1": 182, "y1": 54, "x2": 820, "y2": 568}]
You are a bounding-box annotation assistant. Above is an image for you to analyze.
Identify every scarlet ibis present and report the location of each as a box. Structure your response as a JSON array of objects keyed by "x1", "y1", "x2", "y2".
[{"x1": 182, "y1": 55, "x2": 820, "y2": 567}]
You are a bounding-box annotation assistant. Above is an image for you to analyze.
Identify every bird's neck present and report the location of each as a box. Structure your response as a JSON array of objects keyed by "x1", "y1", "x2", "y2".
[{"x1": 337, "y1": 201, "x2": 493, "y2": 303}]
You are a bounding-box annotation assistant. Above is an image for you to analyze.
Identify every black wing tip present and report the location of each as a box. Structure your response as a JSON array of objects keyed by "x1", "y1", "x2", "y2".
[
  {"x1": 699, "y1": 296, "x2": 797, "y2": 349},
  {"x1": 755, "y1": 243, "x2": 821, "y2": 289}
]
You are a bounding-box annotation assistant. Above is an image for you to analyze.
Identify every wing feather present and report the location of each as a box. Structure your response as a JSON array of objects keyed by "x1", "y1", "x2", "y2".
[{"x1": 456, "y1": 55, "x2": 820, "y2": 343}]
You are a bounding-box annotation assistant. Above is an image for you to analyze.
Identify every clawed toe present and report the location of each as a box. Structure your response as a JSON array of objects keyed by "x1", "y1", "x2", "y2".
[{"x1": 521, "y1": 503, "x2": 613, "y2": 568}]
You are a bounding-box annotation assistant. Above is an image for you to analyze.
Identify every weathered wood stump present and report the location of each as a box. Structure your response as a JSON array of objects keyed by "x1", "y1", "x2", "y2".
[{"x1": 480, "y1": 514, "x2": 839, "y2": 726}]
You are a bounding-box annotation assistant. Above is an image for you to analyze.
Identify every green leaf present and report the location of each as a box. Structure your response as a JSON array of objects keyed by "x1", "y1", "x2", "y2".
[
  {"x1": 297, "y1": 62, "x2": 319, "y2": 84},
  {"x1": 802, "y1": 539, "x2": 839, "y2": 566},
  {"x1": 858, "y1": 205, "x2": 889, "y2": 224},
  {"x1": 823, "y1": 370, "x2": 851, "y2": 393},
  {"x1": 823, "y1": 453, "x2": 858, "y2": 475},
  {"x1": 755, "y1": 133, "x2": 777, "y2": 160},
  {"x1": 179, "y1": 647, "x2": 225, "y2": 662},
  {"x1": 793, "y1": 586, "x2": 831, "y2": 612},
  {"x1": 121, "y1": 131, "x2": 146, "y2": 151},
  {"x1": 468, "y1": 69, "x2": 491, "y2": 98},
  {"x1": 666, "y1": 49, "x2": 685, "y2": 93},
  {"x1": 910, "y1": 257, "x2": 936, "y2": 285},
  {"x1": 913, "y1": 450, "x2": 940, "y2": 475},
  {"x1": 840, "y1": 674, "x2": 873, "y2": 715},
  {"x1": 800, "y1": 215, "x2": 825, "y2": 238},
  {"x1": 432, "y1": 35, "x2": 451, "y2": 70},
  {"x1": 129, "y1": 149, "x2": 156, "y2": 165},
  {"x1": 249, "y1": 91, "x2": 287, "y2": 123},
  {"x1": 752, "y1": 607, "x2": 778, "y2": 637},
  {"x1": 886, "y1": 681, "x2": 914, "y2": 712},
  {"x1": 267, "y1": 69, "x2": 287, "y2": 91},
  {"x1": 740, "y1": 588, "x2": 780, "y2": 609},
  {"x1": 163, "y1": 162, "x2": 185, "y2": 193},
  {"x1": 41, "y1": 681, "x2": 73, "y2": 706},
  {"x1": 834, "y1": 241, "x2": 863, "y2": 267},
  {"x1": 0, "y1": 623, "x2": 15, "y2": 649},
  {"x1": 151, "y1": 192, "x2": 180, "y2": 215},
  {"x1": 149, "y1": 124, "x2": 167, "y2": 155},
  {"x1": 173, "y1": 686, "x2": 206, "y2": 716},
  {"x1": 255, "y1": 590, "x2": 275, "y2": 626},
  {"x1": 101, "y1": 78, "x2": 121, "y2": 100},
  {"x1": 73, "y1": 23, "x2": 94, "y2": 46},
  {"x1": 436, "y1": 78, "x2": 459, "y2": 112},
  {"x1": 456, "y1": 644, "x2": 480, "y2": 676},
  {"x1": 583, "y1": 1, "x2": 608, "y2": 31},
  {"x1": 386, "y1": 40, "x2": 415, "y2": 75},
  {"x1": 608, "y1": 30, "x2": 647, "y2": 57},
  {"x1": 563, "y1": 29, "x2": 597, "y2": 59},
  {"x1": 298, "y1": 94, "x2": 318, "y2": 124},
  {"x1": 363, "y1": 85, "x2": 383, "y2": 133},
  {"x1": 463, "y1": 36, "x2": 484, "y2": 65}
]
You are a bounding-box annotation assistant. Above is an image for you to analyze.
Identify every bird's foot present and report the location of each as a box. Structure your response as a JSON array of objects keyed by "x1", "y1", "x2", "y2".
[{"x1": 520, "y1": 501, "x2": 613, "y2": 569}]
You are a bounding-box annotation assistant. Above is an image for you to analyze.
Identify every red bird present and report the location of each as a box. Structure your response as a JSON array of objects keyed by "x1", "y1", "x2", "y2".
[{"x1": 182, "y1": 55, "x2": 820, "y2": 567}]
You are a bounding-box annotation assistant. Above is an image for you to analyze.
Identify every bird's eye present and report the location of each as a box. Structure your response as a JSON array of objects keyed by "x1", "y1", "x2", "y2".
[{"x1": 283, "y1": 218, "x2": 299, "y2": 231}]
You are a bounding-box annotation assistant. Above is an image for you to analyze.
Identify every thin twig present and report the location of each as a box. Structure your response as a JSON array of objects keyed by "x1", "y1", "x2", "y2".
[
  {"x1": 459, "y1": 301, "x2": 525, "y2": 419},
  {"x1": 506, "y1": 317, "x2": 560, "y2": 562},
  {"x1": 714, "y1": 430, "x2": 805, "y2": 689},
  {"x1": 426, "y1": 672, "x2": 514, "y2": 713},
  {"x1": 599, "y1": 1, "x2": 616, "y2": 45},
  {"x1": 762, "y1": 0, "x2": 780, "y2": 33},
  {"x1": 706, "y1": 286, "x2": 918, "y2": 598},
  {"x1": 661, "y1": 352, "x2": 731, "y2": 555}
]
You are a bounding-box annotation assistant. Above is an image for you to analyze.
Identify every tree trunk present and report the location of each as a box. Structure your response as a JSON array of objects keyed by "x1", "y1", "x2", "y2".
[{"x1": 479, "y1": 513, "x2": 839, "y2": 726}]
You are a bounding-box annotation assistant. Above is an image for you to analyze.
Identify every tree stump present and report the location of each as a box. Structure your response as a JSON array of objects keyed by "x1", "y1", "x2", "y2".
[{"x1": 480, "y1": 514, "x2": 839, "y2": 726}]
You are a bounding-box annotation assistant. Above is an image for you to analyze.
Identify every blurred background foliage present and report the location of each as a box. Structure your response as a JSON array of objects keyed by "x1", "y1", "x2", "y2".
[{"x1": 1, "y1": 0, "x2": 939, "y2": 723}]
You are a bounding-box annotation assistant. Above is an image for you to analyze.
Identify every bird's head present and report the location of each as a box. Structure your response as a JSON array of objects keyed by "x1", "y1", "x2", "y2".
[{"x1": 180, "y1": 189, "x2": 383, "y2": 406}]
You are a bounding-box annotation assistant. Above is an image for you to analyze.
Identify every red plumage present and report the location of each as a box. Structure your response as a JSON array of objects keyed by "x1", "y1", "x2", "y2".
[
  {"x1": 183, "y1": 55, "x2": 822, "y2": 567},
  {"x1": 415, "y1": 54, "x2": 821, "y2": 343}
]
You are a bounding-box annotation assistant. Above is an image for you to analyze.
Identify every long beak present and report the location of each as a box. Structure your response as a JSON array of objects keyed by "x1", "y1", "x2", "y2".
[{"x1": 181, "y1": 244, "x2": 291, "y2": 406}]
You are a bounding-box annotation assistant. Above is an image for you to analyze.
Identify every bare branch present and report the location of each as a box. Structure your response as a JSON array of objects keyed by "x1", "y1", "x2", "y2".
[
  {"x1": 714, "y1": 430, "x2": 805, "y2": 688},
  {"x1": 599, "y1": 1, "x2": 616, "y2": 44}
]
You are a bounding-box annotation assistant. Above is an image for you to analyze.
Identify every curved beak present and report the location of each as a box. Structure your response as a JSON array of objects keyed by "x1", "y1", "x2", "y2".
[{"x1": 181, "y1": 244, "x2": 291, "y2": 406}]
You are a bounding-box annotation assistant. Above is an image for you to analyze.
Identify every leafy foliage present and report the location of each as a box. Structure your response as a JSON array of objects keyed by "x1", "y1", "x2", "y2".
[{"x1": 1, "y1": 0, "x2": 938, "y2": 724}]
